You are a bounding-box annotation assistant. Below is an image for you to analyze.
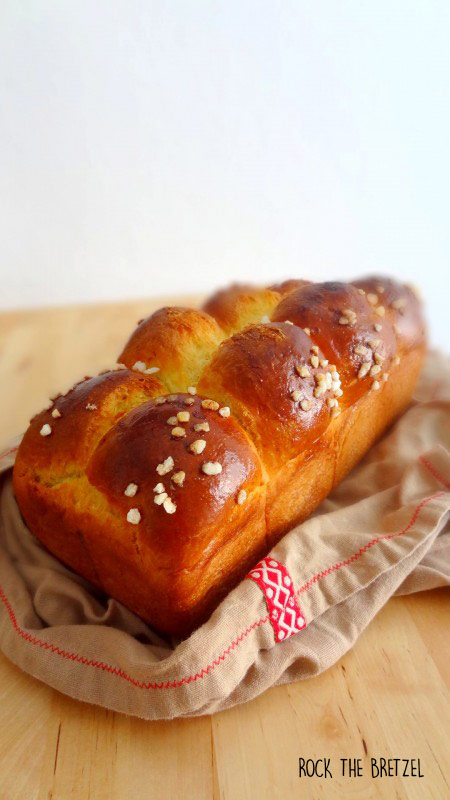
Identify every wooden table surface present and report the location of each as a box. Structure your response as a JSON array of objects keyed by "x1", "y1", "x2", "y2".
[{"x1": 0, "y1": 298, "x2": 449, "y2": 800}]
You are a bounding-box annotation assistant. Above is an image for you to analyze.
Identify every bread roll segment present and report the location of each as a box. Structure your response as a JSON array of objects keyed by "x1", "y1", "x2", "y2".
[
  {"x1": 118, "y1": 306, "x2": 224, "y2": 392},
  {"x1": 13, "y1": 276, "x2": 426, "y2": 638},
  {"x1": 197, "y1": 321, "x2": 334, "y2": 475}
]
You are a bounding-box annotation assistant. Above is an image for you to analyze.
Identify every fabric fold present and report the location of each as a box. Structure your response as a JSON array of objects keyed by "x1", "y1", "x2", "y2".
[{"x1": 0, "y1": 351, "x2": 449, "y2": 720}]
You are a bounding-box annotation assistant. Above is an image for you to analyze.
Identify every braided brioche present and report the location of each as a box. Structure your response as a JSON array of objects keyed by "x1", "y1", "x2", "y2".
[{"x1": 13, "y1": 277, "x2": 426, "y2": 637}]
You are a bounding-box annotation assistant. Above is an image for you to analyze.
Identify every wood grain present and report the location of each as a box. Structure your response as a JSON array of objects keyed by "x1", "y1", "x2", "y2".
[{"x1": 0, "y1": 299, "x2": 449, "y2": 800}]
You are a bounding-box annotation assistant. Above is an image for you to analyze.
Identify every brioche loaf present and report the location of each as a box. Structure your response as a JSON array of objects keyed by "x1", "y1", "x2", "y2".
[{"x1": 13, "y1": 277, "x2": 426, "y2": 638}]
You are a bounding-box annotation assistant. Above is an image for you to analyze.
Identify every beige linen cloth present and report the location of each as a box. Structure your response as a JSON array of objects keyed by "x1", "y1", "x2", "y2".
[{"x1": 0, "y1": 352, "x2": 449, "y2": 720}]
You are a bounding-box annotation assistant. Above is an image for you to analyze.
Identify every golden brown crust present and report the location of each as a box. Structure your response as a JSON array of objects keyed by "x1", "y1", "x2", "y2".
[
  {"x1": 268, "y1": 279, "x2": 311, "y2": 295},
  {"x1": 266, "y1": 346, "x2": 424, "y2": 540},
  {"x1": 119, "y1": 306, "x2": 224, "y2": 392},
  {"x1": 87, "y1": 394, "x2": 264, "y2": 571},
  {"x1": 351, "y1": 276, "x2": 425, "y2": 352},
  {"x1": 272, "y1": 281, "x2": 398, "y2": 402},
  {"x1": 15, "y1": 368, "x2": 166, "y2": 476},
  {"x1": 13, "y1": 368, "x2": 168, "y2": 602},
  {"x1": 202, "y1": 283, "x2": 281, "y2": 335},
  {"x1": 13, "y1": 275, "x2": 427, "y2": 638},
  {"x1": 197, "y1": 322, "x2": 334, "y2": 474}
]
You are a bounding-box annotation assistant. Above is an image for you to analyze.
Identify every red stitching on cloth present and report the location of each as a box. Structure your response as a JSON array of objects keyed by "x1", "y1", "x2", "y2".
[
  {"x1": 0, "y1": 472, "x2": 447, "y2": 688},
  {"x1": 0, "y1": 583, "x2": 269, "y2": 689},
  {"x1": 296, "y1": 492, "x2": 444, "y2": 596},
  {"x1": 420, "y1": 456, "x2": 450, "y2": 490},
  {"x1": 248, "y1": 557, "x2": 306, "y2": 641}
]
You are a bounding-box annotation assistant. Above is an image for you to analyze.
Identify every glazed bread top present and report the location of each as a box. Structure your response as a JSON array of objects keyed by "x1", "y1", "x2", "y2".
[
  {"x1": 87, "y1": 392, "x2": 263, "y2": 570},
  {"x1": 14, "y1": 276, "x2": 426, "y2": 569}
]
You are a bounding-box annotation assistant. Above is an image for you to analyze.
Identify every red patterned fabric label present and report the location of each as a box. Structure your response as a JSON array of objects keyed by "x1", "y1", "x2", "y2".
[{"x1": 247, "y1": 557, "x2": 306, "y2": 642}]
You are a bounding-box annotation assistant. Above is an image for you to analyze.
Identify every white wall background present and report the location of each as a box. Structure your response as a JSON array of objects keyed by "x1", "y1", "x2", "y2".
[{"x1": 1, "y1": 1, "x2": 449, "y2": 345}]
